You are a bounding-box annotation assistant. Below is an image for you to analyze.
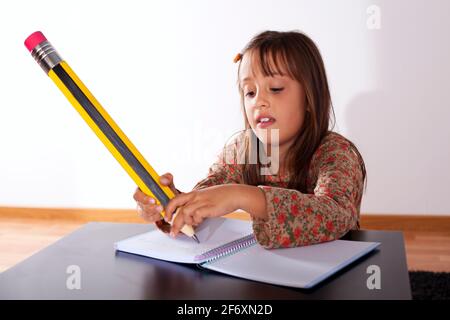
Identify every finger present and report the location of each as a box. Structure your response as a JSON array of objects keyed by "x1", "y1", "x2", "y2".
[
  {"x1": 159, "y1": 172, "x2": 178, "y2": 195},
  {"x1": 171, "y1": 204, "x2": 207, "y2": 236},
  {"x1": 170, "y1": 208, "x2": 188, "y2": 237},
  {"x1": 137, "y1": 203, "x2": 163, "y2": 223},
  {"x1": 133, "y1": 188, "x2": 156, "y2": 205},
  {"x1": 137, "y1": 203, "x2": 143, "y2": 216},
  {"x1": 178, "y1": 202, "x2": 204, "y2": 225},
  {"x1": 159, "y1": 172, "x2": 173, "y2": 185},
  {"x1": 133, "y1": 188, "x2": 144, "y2": 202},
  {"x1": 164, "y1": 192, "x2": 192, "y2": 222},
  {"x1": 141, "y1": 211, "x2": 161, "y2": 223},
  {"x1": 181, "y1": 207, "x2": 195, "y2": 226},
  {"x1": 141, "y1": 203, "x2": 164, "y2": 216},
  {"x1": 193, "y1": 211, "x2": 205, "y2": 225},
  {"x1": 191, "y1": 206, "x2": 208, "y2": 225}
]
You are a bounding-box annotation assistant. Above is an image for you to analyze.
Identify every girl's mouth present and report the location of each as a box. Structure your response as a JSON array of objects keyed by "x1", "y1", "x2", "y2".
[{"x1": 256, "y1": 117, "x2": 276, "y2": 128}]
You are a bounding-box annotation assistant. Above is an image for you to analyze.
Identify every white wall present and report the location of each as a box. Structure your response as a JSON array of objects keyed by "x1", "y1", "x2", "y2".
[{"x1": 0, "y1": 0, "x2": 448, "y2": 214}]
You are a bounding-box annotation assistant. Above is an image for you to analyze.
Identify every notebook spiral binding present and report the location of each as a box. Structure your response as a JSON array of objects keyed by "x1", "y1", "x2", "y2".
[{"x1": 194, "y1": 234, "x2": 257, "y2": 264}]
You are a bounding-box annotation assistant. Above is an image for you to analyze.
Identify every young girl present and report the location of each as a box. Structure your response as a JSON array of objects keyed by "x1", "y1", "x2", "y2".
[{"x1": 133, "y1": 30, "x2": 366, "y2": 249}]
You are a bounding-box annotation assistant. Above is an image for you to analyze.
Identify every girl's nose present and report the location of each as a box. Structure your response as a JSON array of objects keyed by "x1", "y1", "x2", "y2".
[{"x1": 255, "y1": 92, "x2": 269, "y2": 108}]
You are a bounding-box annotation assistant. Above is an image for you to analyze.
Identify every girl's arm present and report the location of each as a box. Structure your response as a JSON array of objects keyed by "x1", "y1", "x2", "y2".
[
  {"x1": 192, "y1": 136, "x2": 244, "y2": 190},
  {"x1": 249, "y1": 138, "x2": 365, "y2": 249}
]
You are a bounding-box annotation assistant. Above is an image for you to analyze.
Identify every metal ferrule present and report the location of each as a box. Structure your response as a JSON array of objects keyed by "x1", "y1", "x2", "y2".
[{"x1": 30, "y1": 40, "x2": 63, "y2": 73}]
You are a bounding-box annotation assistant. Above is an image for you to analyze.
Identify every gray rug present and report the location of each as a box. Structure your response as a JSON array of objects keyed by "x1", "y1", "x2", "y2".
[{"x1": 409, "y1": 271, "x2": 450, "y2": 300}]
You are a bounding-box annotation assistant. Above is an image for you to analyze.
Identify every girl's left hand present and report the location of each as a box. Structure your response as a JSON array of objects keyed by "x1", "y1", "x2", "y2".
[{"x1": 164, "y1": 184, "x2": 241, "y2": 237}]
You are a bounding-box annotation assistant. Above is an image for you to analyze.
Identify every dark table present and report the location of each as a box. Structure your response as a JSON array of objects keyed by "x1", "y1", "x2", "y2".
[{"x1": 0, "y1": 222, "x2": 411, "y2": 299}]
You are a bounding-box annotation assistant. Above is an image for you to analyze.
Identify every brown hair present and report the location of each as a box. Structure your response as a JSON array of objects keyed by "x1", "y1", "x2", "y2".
[{"x1": 228, "y1": 30, "x2": 366, "y2": 193}]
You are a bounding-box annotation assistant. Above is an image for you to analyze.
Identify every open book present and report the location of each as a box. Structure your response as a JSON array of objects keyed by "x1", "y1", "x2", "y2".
[{"x1": 114, "y1": 218, "x2": 380, "y2": 289}]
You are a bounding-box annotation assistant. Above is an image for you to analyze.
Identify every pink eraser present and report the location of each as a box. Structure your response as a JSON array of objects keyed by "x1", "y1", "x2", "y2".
[{"x1": 24, "y1": 31, "x2": 47, "y2": 52}]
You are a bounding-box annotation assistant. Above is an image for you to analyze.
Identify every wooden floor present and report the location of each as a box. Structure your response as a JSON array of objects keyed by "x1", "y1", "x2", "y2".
[
  {"x1": 402, "y1": 230, "x2": 450, "y2": 272},
  {"x1": 0, "y1": 218, "x2": 83, "y2": 272},
  {"x1": 1, "y1": 212, "x2": 449, "y2": 273}
]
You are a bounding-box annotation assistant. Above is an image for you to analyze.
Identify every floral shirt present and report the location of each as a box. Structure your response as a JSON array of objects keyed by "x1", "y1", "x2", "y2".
[{"x1": 192, "y1": 131, "x2": 365, "y2": 249}]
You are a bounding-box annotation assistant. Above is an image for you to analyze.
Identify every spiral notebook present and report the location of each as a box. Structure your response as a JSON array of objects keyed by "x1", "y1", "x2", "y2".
[{"x1": 114, "y1": 217, "x2": 380, "y2": 289}]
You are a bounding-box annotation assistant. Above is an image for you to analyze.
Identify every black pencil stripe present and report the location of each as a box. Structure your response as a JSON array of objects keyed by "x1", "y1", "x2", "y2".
[{"x1": 52, "y1": 64, "x2": 170, "y2": 207}]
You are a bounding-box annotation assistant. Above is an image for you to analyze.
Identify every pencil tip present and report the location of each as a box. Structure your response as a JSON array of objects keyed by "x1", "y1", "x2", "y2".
[{"x1": 193, "y1": 234, "x2": 200, "y2": 244}]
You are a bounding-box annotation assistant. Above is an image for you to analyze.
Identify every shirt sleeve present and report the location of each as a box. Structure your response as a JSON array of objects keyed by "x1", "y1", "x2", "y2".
[{"x1": 251, "y1": 138, "x2": 364, "y2": 249}]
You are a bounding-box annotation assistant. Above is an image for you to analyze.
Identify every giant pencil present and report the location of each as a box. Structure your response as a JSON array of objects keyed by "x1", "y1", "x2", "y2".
[{"x1": 24, "y1": 31, "x2": 199, "y2": 243}]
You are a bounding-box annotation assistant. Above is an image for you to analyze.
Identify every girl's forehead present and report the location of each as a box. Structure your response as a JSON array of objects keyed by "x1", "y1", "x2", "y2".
[{"x1": 240, "y1": 50, "x2": 291, "y2": 82}]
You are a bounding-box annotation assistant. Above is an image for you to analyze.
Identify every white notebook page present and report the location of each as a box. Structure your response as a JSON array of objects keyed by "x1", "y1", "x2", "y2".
[
  {"x1": 204, "y1": 239, "x2": 380, "y2": 288},
  {"x1": 114, "y1": 217, "x2": 253, "y2": 264}
]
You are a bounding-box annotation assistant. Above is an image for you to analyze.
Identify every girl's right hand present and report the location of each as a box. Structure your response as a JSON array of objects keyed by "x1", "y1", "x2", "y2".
[{"x1": 133, "y1": 172, "x2": 180, "y2": 223}]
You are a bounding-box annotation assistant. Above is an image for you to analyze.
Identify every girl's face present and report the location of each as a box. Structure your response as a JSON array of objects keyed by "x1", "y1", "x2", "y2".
[{"x1": 240, "y1": 51, "x2": 306, "y2": 148}]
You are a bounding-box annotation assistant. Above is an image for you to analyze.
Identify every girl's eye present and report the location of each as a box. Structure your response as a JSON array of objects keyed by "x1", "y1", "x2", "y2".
[{"x1": 244, "y1": 87, "x2": 283, "y2": 97}]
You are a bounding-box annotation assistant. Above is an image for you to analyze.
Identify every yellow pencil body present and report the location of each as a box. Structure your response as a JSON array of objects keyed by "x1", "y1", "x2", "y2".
[
  {"x1": 49, "y1": 62, "x2": 173, "y2": 207},
  {"x1": 25, "y1": 31, "x2": 198, "y2": 241}
]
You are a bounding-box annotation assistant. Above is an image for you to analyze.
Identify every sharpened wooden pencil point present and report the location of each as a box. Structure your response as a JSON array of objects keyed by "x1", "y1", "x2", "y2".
[{"x1": 192, "y1": 234, "x2": 200, "y2": 244}]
